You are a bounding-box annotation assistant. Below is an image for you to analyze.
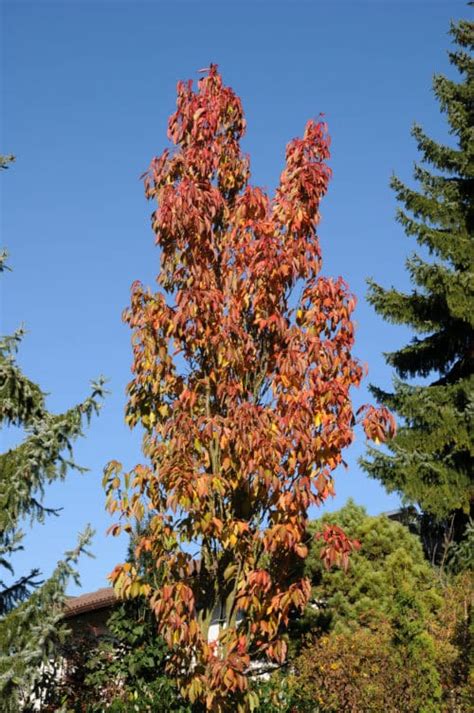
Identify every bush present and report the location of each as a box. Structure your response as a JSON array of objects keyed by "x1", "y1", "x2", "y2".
[{"x1": 36, "y1": 599, "x2": 192, "y2": 712}]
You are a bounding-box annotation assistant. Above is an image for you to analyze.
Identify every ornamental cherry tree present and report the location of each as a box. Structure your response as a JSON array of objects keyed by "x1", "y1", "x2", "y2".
[{"x1": 104, "y1": 66, "x2": 394, "y2": 712}]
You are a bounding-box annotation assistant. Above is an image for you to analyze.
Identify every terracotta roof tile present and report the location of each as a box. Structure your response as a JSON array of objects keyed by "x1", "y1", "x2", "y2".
[{"x1": 64, "y1": 587, "x2": 117, "y2": 618}]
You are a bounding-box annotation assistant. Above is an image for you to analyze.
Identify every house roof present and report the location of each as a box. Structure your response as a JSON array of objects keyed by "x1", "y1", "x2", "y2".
[{"x1": 64, "y1": 587, "x2": 117, "y2": 618}]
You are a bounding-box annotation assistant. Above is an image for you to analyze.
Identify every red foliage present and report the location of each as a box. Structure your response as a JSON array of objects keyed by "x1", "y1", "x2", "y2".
[
  {"x1": 359, "y1": 404, "x2": 397, "y2": 444},
  {"x1": 104, "y1": 65, "x2": 393, "y2": 712},
  {"x1": 316, "y1": 525, "x2": 361, "y2": 572}
]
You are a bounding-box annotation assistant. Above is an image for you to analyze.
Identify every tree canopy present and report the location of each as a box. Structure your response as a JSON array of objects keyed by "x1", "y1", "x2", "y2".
[{"x1": 105, "y1": 66, "x2": 393, "y2": 711}]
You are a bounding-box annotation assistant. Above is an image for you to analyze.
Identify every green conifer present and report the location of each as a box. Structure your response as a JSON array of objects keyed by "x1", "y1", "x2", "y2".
[
  {"x1": 0, "y1": 156, "x2": 105, "y2": 709},
  {"x1": 362, "y1": 18, "x2": 473, "y2": 561}
]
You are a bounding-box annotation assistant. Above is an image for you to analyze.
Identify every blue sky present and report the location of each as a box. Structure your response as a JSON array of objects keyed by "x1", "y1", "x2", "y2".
[{"x1": 1, "y1": 0, "x2": 465, "y2": 594}]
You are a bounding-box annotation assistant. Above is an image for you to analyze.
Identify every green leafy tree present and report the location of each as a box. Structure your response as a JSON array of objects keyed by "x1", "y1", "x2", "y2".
[
  {"x1": 361, "y1": 17, "x2": 473, "y2": 561},
  {"x1": 0, "y1": 156, "x2": 105, "y2": 709}
]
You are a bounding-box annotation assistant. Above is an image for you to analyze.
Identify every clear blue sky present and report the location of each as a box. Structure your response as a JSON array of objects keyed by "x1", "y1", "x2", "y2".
[{"x1": 1, "y1": 0, "x2": 465, "y2": 594}]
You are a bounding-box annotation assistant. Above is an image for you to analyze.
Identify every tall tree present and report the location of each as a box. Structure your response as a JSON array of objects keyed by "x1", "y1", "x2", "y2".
[
  {"x1": 362, "y1": 17, "x2": 473, "y2": 561},
  {"x1": 0, "y1": 157, "x2": 105, "y2": 709},
  {"x1": 105, "y1": 66, "x2": 393, "y2": 712}
]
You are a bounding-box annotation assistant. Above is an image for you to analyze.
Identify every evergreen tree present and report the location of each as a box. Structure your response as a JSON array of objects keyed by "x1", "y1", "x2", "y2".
[
  {"x1": 362, "y1": 17, "x2": 473, "y2": 561},
  {"x1": 286, "y1": 500, "x2": 443, "y2": 659},
  {"x1": 0, "y1": 156, "x2": 105, "y2": 709},
  {"x1": 303, "y1": 500, "x2": 441, "y2": 634}
]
